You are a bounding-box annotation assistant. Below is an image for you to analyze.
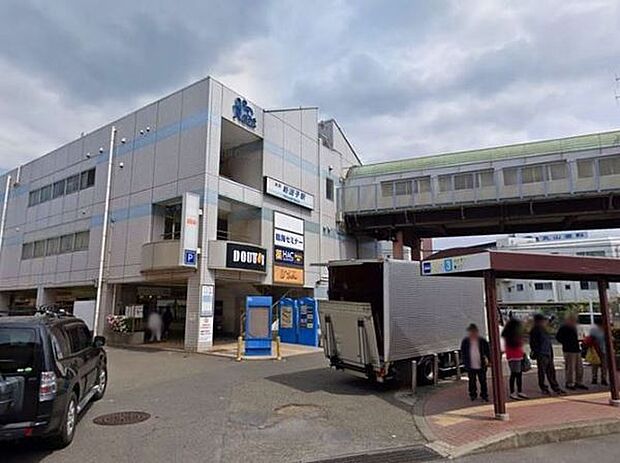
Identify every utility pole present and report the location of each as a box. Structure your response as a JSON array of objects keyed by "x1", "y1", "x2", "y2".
[{"x1": 93, "y1": 126, "x2": 117, "y2": 335}]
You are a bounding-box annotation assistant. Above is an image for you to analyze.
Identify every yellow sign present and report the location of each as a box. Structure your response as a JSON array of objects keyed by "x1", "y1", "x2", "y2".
[{"x1": 273, "y1": 265, "x2": 304, "y2": 286}]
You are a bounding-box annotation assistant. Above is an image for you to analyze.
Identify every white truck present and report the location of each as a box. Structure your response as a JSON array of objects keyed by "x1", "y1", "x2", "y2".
[{"x1": 320, "y1": 259, "x2": 486, "y2": 384}]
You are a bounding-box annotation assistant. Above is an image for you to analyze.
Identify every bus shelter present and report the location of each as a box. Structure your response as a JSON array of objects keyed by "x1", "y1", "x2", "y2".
[{"x1": 421, "y1": 249, "x2": 620, "y2": 420}]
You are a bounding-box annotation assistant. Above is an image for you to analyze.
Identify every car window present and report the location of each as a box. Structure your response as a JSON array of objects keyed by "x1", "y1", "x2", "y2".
[
  {"x1": 50, "y1": 326, "x2": 71, "y2": 360},
  {"x1": 76, "y1": 324, "x2": 92, "y2": 350},
  {"x1": 64, "y1": 324, "x2": 89, "y2": 354},
  {"x1": 0, "y1": 327, "x2": 40, "y2": 375}
]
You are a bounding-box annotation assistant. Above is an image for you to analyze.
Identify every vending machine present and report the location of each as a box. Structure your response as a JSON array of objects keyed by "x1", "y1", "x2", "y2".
[
  {"x1": 244, "y1": 296, "x2": 273, "y2": 356},
  {"x1": 278, "y1": 298, "x2": 297, "y2": 344},
  {"x1": 297, "y1": 297, "x2": 319, "y2": 347}
]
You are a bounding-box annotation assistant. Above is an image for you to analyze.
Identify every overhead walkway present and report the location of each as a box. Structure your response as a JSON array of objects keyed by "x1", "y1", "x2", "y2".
[{"x1": 340, "y1": 129, "x2": 620, "y2": 237}]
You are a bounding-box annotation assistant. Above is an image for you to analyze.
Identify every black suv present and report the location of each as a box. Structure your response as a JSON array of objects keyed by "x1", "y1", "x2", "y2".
[{"x1": 0, "y1": 314, "x2": 107, "y2": 447}]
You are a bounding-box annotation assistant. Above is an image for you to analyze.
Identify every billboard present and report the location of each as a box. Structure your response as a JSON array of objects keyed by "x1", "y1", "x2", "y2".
[{"x1": 179, "y1": 192, "x2": 200, "y2": 268}]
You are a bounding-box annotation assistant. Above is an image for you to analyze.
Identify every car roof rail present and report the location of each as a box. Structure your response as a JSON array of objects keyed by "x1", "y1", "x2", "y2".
[{"x1": 35, "y1": 304, "x2": 75, "y2": 319}]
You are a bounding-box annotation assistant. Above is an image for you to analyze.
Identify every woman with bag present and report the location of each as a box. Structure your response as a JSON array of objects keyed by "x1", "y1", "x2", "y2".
[{"x1": 502, "y1": 318, "x2": 529, "y2": 400}]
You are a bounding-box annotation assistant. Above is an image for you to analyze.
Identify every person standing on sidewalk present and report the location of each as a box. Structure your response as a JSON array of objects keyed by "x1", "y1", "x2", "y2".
[
  {"x1": 502, "y1": 318, "x2": 529, "y2": 400},
  {"x1": 590, "y1": 319, "x2": 608, "y2": 386},
  {"x1": 530, "y1": 314, "x2": 565, "y2": 395},
  {"x1": 460, "y1": 323, "x2": 490, "y2": 402},
  {"x1": 556, "y1": 314, "x2": 588, "y2": 390}
]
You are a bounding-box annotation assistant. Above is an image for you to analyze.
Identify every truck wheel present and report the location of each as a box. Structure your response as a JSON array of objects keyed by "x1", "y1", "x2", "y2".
[
  {"x1": 93, "y1": 367, "x2": 107, "y2": 401},
  {"x1": 417, "y1": 356, "x2": 435, "y2": 385},
  {"x1": 48, "y1": 392, "x2": 78, "y2": 449}
]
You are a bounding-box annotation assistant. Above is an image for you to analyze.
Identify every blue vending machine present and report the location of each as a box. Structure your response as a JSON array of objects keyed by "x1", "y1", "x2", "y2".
[
  {"x1": 297, "y1": 297, "x2": 319, "y2": 347},
  {"x1": 244, "y1": 296, "x2": 273, "y2": 356},
  {"x1": 278, "y1": 298, "x2": 297, "y2": 344}
]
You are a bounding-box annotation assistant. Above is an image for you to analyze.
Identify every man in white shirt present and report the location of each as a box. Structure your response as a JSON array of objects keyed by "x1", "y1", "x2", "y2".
[{"x1": 460, "y1": 323, "x2": 490, "y2": 401}]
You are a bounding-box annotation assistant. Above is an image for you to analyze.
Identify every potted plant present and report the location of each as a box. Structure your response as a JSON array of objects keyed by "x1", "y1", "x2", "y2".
[{"x1": 105, "y1": 314, "x2": 144, "y2": 345}]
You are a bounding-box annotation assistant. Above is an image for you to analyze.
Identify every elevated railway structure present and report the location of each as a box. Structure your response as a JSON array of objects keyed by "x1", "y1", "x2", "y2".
[{"x1": 339, "y1": 129, "x2": 620, "y2": 252}]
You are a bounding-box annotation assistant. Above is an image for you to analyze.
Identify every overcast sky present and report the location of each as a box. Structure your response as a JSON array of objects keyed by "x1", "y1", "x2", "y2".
[{"x1": 0, "y1": 0, "x2": 618, "y2": 172}]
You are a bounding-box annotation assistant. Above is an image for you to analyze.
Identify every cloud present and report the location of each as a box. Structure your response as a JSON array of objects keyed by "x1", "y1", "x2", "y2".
[{"x1": 0, "y1": 0, "x2": 619, "y2": 171}]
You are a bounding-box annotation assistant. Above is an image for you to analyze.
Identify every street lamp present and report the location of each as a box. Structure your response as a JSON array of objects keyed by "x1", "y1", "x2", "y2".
[{"x1": 93, "y1": 126, "x2": 117, "y2": 335}]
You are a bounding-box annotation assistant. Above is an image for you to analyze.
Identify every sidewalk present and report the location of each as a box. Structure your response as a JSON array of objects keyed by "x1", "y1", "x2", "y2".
[{"x1": 415, "y1": 366, "x2": 620, "y2": 458}]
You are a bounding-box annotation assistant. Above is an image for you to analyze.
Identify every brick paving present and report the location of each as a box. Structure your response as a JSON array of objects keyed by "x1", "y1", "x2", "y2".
[{"x1": 422, "y1": 366, "x2": 620, "y2": 448}]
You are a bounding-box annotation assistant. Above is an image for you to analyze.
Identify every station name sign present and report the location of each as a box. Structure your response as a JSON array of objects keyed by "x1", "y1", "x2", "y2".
[
  {"x1": 232, "y1": 97, "x2": 257, "y2": 129},
  {"x1": 226, "y1": 242, "x2": 266, "y2": 272},
  {"x1": 265, "y1": 177, "x2": 314, "y2": 210}
]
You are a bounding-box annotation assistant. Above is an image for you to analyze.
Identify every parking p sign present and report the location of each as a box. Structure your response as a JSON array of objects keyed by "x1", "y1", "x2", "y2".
[{"x1": 184, "y1": 249, "x2": 197, "y2": 266}]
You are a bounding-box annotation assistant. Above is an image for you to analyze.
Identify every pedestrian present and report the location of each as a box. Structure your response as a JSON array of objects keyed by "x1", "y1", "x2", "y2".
[
  {"x1": 529, "y1": 314, "x2": 565, "y2": 395},
  {"x1": 556, "y1": 314, "x2": 588, "y2": 390},
  {"x1": 589, "y1": 319, "x2": 608, "y2": 386},
  {"x1": 147, "y1": 309, "x2": 163, "y2": 342},
  {"x1": 460, "y1": 323, "x2": 490, "y2": 402},
  {"x1": 502, "y1": 318, "x2": 529, "y2": 400},
  {"x1": 162, "y1": 307, "x2": 174, "y2": 340}
]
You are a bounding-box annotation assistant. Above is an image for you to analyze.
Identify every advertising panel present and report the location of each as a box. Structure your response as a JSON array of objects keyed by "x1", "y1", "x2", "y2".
[
  {"x1": 273, "y1": 265, "x2": 304, "y2": 285},
  {"x1": 274, "y1": 247, "x2": 304, "y2": 267},
  {"x1": 274, "y1": 229, "x2": 304, "y2": 251},
  {"x1": 225, "y1": 243, "x2": 267, "y2": 272},
  {"x1": 179, "y1": 192, "x2": 200, "y2": 268}
]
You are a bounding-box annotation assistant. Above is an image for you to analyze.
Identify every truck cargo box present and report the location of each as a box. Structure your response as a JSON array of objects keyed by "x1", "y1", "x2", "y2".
[{"x1": 321, "y1": 259, "x2": 486, "y2": 380}]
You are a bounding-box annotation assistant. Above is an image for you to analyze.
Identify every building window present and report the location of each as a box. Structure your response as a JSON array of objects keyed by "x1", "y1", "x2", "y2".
[
  {"x1": 28, "y1": 190, "x2": 40, "y2": 207},
  {"x1": 74, "y1": 231, "x2": 90, "y2": 251},
  {"x1": 45, "y1": 237, "x2": 60, "y2": 256},
  {"x1": 21, "y1": 242, "x2": 34, "y2": 260},
  {"x1": 60, "y1": 234, "x2": 75, "y2": 253},
  {"x1": 80, "y1": 169, "x2": 96, "y2": 190},
  {"x1": 415, "y1": 177, "x2": 431, "y2": 193},
  {"x1": 163, "y1": 204, "x2": 182, "y2": 240},
  {"x1": 65, "y1": 174, "x2": 80, "y2": 194},
  {"x1": 577, "y1": 160, "x2": 593, "y2": 178},
  {"x1": 326, "y1": 177, "x2": 334, "y2": 201},
  {"x1": 503, "y1": 167, "x2": 518, "y2": 186},
  {"x1": 454, "y1": 173, "x2": 474, "y2": 191},
  {"x1": 33, "y1": 240, "x2": 46, "y2": 258},
  {"x1": 580, "y1": 281, "x2": 597, "y2": 291},
  {"x1": 516, "y1": 284, "x2": 524, "y2": 291},
  {"x1": 547, "y1": 163, "x2": 567, "y2": 181},
  {"x1": 39, "y1": 184, "x2": 52, "y2": 203},
  {"x1": 534, "y1": 282, "x2": 552, "y2": 291},
  {"x1": 53, "y1": 180, "x2": 66, "y2": 199},
  {"x1": 599, "y1": 155, "x2": 620, "y2": 176},
  {"x1": 564, "y1": 284, "x2": 571, "y2": 290},
  {"x1": 521, "y1": 165, "x2": 544, "y2": 184}
]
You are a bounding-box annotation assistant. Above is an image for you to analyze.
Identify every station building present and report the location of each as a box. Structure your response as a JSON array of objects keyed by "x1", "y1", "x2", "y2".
[{"x1": 0, "y1": 77, "x2": 361, "y2": 351}]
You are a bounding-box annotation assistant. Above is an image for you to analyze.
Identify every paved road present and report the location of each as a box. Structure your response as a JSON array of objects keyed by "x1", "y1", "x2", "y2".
[
  {"x1": 1, "y1": 347, "x2": 421, "y2": 463},
  {"x1": 453, "y1": 433, "x2": 620, "y2": 463}
]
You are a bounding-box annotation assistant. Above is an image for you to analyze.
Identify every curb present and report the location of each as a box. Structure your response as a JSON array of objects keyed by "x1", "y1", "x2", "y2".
[{"x1": 407, "y1": 382, "x2": 620, "y2": 459}]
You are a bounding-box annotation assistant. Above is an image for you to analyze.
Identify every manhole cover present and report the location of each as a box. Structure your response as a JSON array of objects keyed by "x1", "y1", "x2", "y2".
[{"x1": 93, "y1": 411, "x2": 151, "y2": 426}]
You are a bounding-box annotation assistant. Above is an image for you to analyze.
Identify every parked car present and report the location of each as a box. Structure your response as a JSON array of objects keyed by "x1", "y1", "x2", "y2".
[{"x1": 0, "y1": 314, "x2": 107, "y2": 447}]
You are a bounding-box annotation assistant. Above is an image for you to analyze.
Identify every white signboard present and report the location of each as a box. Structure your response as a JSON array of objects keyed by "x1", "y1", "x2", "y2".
[
  {"x1": 197, "y1": 316, "x2": 214, "y2": 350},
  {"x1": 200, "y1": 285, "x2": 214, "y2": 317},
  {"x1": 73, "y1": 300, "x2": 96, "y2": 331},
  {"x1": 274, "y1": 228, "x2": 304, "y2": 251},
  {"x1": 179, "y1": 192, "x2": 200, "y2": 267},
  {"x1": 265, "y1": 177, "x2": 314, "y2": 210},
  {"x1": 274, "y1": 211, "x2": 304, "y2": 235}
]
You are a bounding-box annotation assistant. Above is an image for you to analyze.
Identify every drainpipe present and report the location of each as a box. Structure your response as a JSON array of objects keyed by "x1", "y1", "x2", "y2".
[
  {"x1": 93, "y1": 126, "x2": 117, "y2": 335},
  {"x1": 0, "y1": 175, "x2": 11, "y2": 259}
]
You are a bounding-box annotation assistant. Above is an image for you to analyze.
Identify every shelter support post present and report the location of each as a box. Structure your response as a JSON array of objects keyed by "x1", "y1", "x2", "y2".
[
  {"x1": 597, "y1": 279, "x2": 620, "y2": 406},
  {"x1": 484, "y1": 271, "x2": 508, "y2": 420},
  {"x1": 393, "y1": 230, "x2": 404, "y2": 260}
]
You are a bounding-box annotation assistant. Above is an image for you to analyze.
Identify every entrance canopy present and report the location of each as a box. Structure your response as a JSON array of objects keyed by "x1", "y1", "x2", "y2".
[
  {"x1": 422, "y1": 248, "x2": 620, "y2": 420},
  {"x1": 421, "y1": 249, "x2": 620, "y2": 282}
]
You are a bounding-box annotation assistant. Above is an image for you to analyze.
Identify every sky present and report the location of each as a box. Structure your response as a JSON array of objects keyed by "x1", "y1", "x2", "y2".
[
  {"x1": 0, "y1": 0, "x2": 619, "y2": 249},
  {"x1": 1, "y1": 0, "x2": 619, "y2": 173}
]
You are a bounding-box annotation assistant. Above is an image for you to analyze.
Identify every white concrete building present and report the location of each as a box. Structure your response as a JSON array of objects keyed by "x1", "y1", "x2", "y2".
[
  {"x1": 0, "y1": 77, "x2": 360, "y2": 351},
  {"x1": 496, "y1": 232, "x2": 620, "y2": 308}
]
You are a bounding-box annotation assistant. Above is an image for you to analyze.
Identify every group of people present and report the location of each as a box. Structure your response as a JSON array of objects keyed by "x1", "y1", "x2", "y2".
[
  {"x1": 460, "y1": 314, "x2": 609, "y2": 402},
  {"x1": 146, "y1": 307, "x2": 174, "y2": 342}
]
